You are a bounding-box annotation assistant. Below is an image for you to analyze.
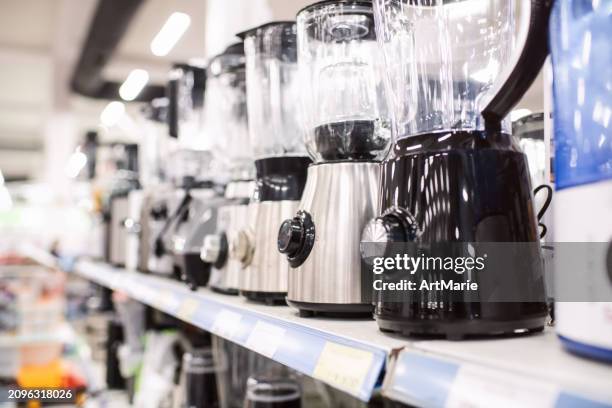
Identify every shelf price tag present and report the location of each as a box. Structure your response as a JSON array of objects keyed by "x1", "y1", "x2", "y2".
[
  {"x1": 211, "y1": 309, "x2": 242, "y2": 340},
  {"x1": 177, "y1": 299, "x2": 199, "y2": 321},
  {"x1": 157, "y1": 290, "x2": 179, "y2": 311},
  {"x1": 313, "y1": 342, "x2": 375, "y2": 395},
  {"x1": 245, "y1": 321, "x2": 286, "y2": 358},
  {"x1": 445, "y1": 365, "x2": 559, "y2": 408}
]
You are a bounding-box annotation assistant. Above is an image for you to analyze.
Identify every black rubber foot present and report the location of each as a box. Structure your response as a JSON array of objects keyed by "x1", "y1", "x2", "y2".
[
  {"x1": 287, "y1": 300, "x2": 373, "y2": 318},
  {"x1": 241, "y1": 291, "x2": 287, "y2": 306},
  {"x1": 376, "y1": 315, "x2": 547, "y2": 340}
]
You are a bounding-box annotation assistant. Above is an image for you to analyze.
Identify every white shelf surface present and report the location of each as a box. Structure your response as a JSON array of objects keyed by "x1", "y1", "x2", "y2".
[{"x1": 22, "y1": 248, "x2": 612, "y2": 407}]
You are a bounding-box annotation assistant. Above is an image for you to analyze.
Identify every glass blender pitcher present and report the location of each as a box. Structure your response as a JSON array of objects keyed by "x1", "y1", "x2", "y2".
[
  {"x1": 201, "y1": 43, "x2": 255, "y2": 295},
  {"x1": 234, "y1": 22, "x2": 312, "y2": 304},
  {"x1": 361, "y1": 0, "x2": 553, "y2": 337},
  {"x1": 277, "y1": 0, "x2": 392, "y2": 316}
]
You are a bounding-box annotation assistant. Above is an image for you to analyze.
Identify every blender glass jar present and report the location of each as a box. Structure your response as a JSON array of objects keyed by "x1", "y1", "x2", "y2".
[
  {"x1": 242, "y1": 22, "x2": 306, "y2": 159},
  {"x1": 205, "y1": 43, "x2": 253, "y2": 180},
  {"x1": 373, "y1": 0, "x2": 516, "y2": 139},
  {"x1": 297, "y1": 0, "x2": 391, "y2": 162}
]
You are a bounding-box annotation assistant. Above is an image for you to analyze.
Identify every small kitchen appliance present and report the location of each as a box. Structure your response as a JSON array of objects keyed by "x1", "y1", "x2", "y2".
[
  {"x1": 361, "y1": 0, "x2": 553, "y2": 337},
  {"x1": 550, "y1": 0, "x2": 612, "y2": 362},
  {"x1": 165, "y1": 63, "x2": 227, "y2": 289},
  {"x1": 235, "y1": 22, "x2": 311, "y2": 304},
  {"x1": 277, "y1": 0, "x2": 391, "y2": 316},
  {"x1": 200, "y1": 43, "x2": 255, "y2": 294}
]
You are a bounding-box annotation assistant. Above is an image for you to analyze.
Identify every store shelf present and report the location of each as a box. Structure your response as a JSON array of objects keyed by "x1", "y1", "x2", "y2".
[
  {"x1": 22, "y1": 248, "x2": 612, "y2": 407},
  {"x1": 386, "y1": 334, "x2": 612, "y2": 408},
  {"x1": 73, "y1": 259, "x2": 403, "y2": 401}
]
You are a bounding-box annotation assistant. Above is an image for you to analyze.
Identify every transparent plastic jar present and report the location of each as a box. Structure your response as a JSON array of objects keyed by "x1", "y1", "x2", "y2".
[
  {"x1": 204, "y1": 43, "x2": 253, "y2": 180},
  {"x1": 297, "y1": 0, "x2": 391, "y2": 163},
  {"x1": 373, "y1": 0, "x2": 517, "y2": 139},
  {"x1": 241, "y1": 22, "x2": 307, "y2": 159}
]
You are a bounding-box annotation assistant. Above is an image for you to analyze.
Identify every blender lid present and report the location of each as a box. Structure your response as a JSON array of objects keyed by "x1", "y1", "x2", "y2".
[
  {"x1": 236, "y1": 21, "x2": 295, "y2": 40},
  {"x1": 208, "y1": 42, "x2": 246, "y2": 76},
  {"x1": 299, "y1": 0, "x2": 376, "y2": 42},
  {"x1": 298, "y1": 0, "x2": 372, "y2": 16},
  {"x1": 142, "y1": 97, "x2": 168, "y2": 123},
  {"x1": 237, "y1": 21, "x2": 297, "y2": 62},
  {"x1": 171, "y1": 63, "x2": 207, "y2": 93}
]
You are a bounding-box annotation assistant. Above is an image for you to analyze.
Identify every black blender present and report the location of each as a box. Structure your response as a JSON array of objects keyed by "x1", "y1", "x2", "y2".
[{"x1": 361, "y1": 0, "x2": 553, "y2": 338}]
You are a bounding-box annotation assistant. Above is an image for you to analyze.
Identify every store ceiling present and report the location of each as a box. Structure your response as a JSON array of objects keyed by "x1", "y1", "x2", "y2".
[{"x1": 0, "y1": 0, "x2": 543, "y2": 182}]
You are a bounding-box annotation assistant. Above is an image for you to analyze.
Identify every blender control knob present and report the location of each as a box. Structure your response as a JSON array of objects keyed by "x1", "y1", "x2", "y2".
[
  {"x1": 278, "y1": 219, "x2": 303, "y2": 255},
  {"x1": 201, "y1": 233, "x2": 228, "y2": 269},
  {"x1": 231, "y1": 230, "x2": 253, "y2": 266},
  {"x1": 277, "y1": 210, "x2": 315, "y2": 268},
  {"x1": 360, "y1": 207, "x2": 419, "y2": 260}
]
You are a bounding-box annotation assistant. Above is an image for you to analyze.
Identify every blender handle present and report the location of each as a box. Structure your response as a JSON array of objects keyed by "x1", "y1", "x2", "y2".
[
  {"x1": 481, "y1": 0, "x2": 554, "y2": 131},
  {"x1": 534, "y1": 184, "x2": 553, "y2": 239},
  {"x1": 153, "y1": 192, "x2": 192, "y2": 257},
  {"x1": 167, "y1": 74, "x2": 179, "y2": 139}
]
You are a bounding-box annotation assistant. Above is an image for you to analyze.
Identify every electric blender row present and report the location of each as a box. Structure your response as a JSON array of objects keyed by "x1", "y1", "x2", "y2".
[{"x1": 105, "y1": 0, "x2": 611, "y2": 360}]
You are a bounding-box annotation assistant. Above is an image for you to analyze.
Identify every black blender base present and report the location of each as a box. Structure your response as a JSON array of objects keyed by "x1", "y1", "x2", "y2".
[
  {"x1": 287, "y1": 300, "x2": 373, "y2": 318},
  {"x1": 210, "y1": 286, "x2": 239, "y2": 296},
  {"x1": 376, "y1": 315, "x2": 547, "y2": 340},
  {"x1": 241, "y1": 291, "x2": 287, "y2": 306}
]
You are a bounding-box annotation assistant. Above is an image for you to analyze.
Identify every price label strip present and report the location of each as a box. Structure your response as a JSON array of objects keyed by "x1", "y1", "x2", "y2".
[
  {"x1": 245, "y1": 321, "x2": 286, "y2": 358},
  {"x1": 177, "y1": 298, "x2": 200, "y2": 321},
  {"x1": 211, "y1": 309, "x2": 243, "y2": 340},
  {"x1": 445, "y1": 364, "x2": 559, "y2": 408},
  {"x1": 313, "y1": 342, "x2": 375, "y2": 396}
]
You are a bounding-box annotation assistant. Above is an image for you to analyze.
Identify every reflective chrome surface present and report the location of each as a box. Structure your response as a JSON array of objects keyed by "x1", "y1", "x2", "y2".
[
  {"x1": 287, "y1": 162, "x2": 380, "y2": 304},
  {"x1": 208, "y1": 203, "x2": 250, "y2": 292},
  {"x1": 109, "y1": 196, "x2": 129, "y2": 266},
  {"x1": 239, "y1": 200, "x2": 300, "y2": 294},
  {"x1": 125, "y1": 190, "x2": 144, "y2": 271}
]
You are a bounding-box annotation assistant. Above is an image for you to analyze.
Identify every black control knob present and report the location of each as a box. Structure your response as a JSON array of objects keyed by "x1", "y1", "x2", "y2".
[
  {"x1": 278, "y1": 219, "x2": 304, "y2": 255},
  {"x1": 277, "y1": 210, "x2": 315, "y2": 268}
]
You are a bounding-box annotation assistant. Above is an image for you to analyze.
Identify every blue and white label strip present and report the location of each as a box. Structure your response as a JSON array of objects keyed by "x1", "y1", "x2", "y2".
[
  {"x1": 384, "y1": 351, "x2": 612, "y2": 408},
  {"x1": 74, "y1": 260, "x2": 386, "y2": 402}
]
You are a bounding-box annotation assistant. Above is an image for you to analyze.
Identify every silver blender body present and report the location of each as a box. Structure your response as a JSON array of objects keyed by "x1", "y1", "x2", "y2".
[
  {"x1": 283, "y1": 161, "x2": 380, "y2": 312},
  {"x1": 235, "y1": 22, "x2": 311, "y2": 304},
  {"x1": 277, "y1": 1, "x2": 391, "y2": 316},
  {"x1": 204, "y1": 181, "x2": 253, "y2": 294},
  {"x1": 200, "y1": 42, "x2": 254, "y2": 295}
]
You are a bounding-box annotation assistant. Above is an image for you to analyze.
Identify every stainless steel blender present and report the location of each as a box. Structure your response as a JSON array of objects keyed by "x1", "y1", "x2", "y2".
[
  {"x1": 201, "y1": 43, "x2": 255, "y2": 295},
  {"x1": 361, "y1": 0, "x2": 552, "y2": 338},
  {"x1": 165, "y1": 64, "x2": 228, "y2": 288},
  {"x1": 277, "y1": 1, "x2": 391, "y2": 316},
  {"x1": 235, "y1": 22, "x2": 311, "y2": 304}
]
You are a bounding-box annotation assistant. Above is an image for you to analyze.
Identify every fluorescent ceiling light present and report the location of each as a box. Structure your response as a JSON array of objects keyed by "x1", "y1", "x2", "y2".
[
  {"x1": 511, "y1": 108, "x2": 533, "y2": 122},
  {"x1": 119, "y1": 69, "x2": 149, "y2": 101},
  {"x1": 100, "y1": 101, "x2": 125, "y2": 127},
  {"x1": 151, "y1": 12, "x2": 191, "y2": 57}
]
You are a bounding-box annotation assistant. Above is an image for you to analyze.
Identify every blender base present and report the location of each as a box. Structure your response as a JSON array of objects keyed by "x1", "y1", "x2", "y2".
[
  {"x1": 241, "y1": 291, "x2": 287, "y2": 306},
  {"x1": 210, "y1": 287, "x2": 239, "y2": 296},
  {"x1": 287, "y1": 300, "x2": 373, "y2": 318},
  {"x1": 376, "y1": 315, "x2": 546, "y2": 340}
]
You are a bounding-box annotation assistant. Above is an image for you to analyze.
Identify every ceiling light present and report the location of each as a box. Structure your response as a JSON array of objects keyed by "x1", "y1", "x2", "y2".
[
  {"x1": 150, "y1": 12, "x2": 191, "y2": 57},
  {"x1": 100, "y1": 101, "x2": 125, "y2": 127},
  {"x1": 511, "y1": 109, "x2": 533, "y2": 122},
  {"x1": 119, "y1": 69, "x2": 149, "y2": 101}
]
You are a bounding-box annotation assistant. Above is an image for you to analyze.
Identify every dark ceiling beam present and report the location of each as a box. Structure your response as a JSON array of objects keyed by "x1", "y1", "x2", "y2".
[{"x1": 70, "y1": 0, "x2": 165, "y2": 102}]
